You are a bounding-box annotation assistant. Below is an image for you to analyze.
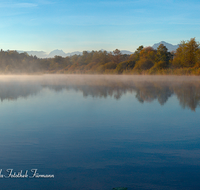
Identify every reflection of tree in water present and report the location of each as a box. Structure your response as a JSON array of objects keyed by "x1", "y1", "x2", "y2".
[
  {"x1": 0, "y1": 82, "x2": 41, "y2": 101},
  {"x1": 0, "y1": 76, "x2": 200, "y2": 111},
  {"x1": 79, "y1": 85, "x2": 133, "y2": 100},
  {"x1": 173, "y1": 83, "x2": 200, "y2": 111},
  {"x1": 46, "y1": 82, "x2": 200, "y2": 111},
  {"x1": 134, "y1": 82, "x2": 200, "y2": 111},
  {"x1": 135, "y1": 82, "x2": 173, "y2": 105},
  {"x1": 46, "y1": 84, "x2": 135, "y2": 100}
]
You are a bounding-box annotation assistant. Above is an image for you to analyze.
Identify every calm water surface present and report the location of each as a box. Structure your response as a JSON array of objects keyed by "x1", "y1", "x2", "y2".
[{"x1": 0, "y1": 75, "x2": 200, "y2": 190}]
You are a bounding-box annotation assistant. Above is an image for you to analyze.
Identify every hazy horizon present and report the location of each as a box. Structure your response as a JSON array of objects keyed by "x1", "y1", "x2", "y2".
[{"x1": 3, "y1": 40, "x2": 179, "y2": 59}]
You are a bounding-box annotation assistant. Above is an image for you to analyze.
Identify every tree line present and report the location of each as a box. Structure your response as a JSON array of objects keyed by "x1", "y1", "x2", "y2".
[{"x1": 0, "y1": 38, "x2": 200, "y2": 74}]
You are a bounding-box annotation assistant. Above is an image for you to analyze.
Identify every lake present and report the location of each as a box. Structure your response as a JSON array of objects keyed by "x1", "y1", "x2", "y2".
[{"x1": 0, "y1": 75, "x2": 200, "y2": 190}]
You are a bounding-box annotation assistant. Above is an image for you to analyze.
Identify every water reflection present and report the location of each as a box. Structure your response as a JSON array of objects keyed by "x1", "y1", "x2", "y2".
[
  {"x1": 0, "y1": 75, "x2": 200, "y2": 190},
  {"x1": 0, "y1": 75, "x2": 200, "y2": 111}
]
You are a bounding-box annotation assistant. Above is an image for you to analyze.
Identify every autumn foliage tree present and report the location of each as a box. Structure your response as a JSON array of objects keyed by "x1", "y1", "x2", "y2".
[
  {"x1": 172, "y1": 38, "x2": 199, "y2": 68},
  {"x1": 150, "y1": 44, "x2": 172, "y2": 70},
  {"x1": 134, "y1": 47, "x2": 156, "y2": 71}
]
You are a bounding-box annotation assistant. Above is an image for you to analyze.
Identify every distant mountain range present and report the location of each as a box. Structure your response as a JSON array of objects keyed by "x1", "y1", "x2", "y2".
[
  {"x1": 152, "y1": 41, "x2": 179, "y2": 52},
  {"x1": 17, "y1": 49, "x2": 134, "y2": 58},
  {"x1": 17, "y1": 49, "x2": 83, "y2": 58},
  {"x1": 17, "y1": 42, "x2": 179, "y2": 58},
  {"x1": 120, "y1": 50, "x2": 133, "y2": 55}
]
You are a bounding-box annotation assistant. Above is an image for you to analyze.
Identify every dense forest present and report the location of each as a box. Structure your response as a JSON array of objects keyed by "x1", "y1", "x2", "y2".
[{"x1": 0, "y1": 38, "x2": 200, "y2": 75}]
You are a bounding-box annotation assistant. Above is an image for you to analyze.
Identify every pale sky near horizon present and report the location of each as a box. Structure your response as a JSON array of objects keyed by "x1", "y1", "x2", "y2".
[{"x1": 0, "y1": 0, "x2": 199, "y2": 53}]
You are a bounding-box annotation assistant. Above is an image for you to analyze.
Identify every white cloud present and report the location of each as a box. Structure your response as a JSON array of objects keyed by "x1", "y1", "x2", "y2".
[
  {"x1": 15, "y1": 3, "x2": 38, "y2": 8},
  {"x1": 0, "y1": 2, "x2": 38, "y2": 8}
]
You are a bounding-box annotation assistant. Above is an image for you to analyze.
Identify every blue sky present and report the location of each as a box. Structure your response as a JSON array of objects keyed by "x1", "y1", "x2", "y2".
[{"x1": 0, "y1": 0, "x2": 200, "y2": 53}]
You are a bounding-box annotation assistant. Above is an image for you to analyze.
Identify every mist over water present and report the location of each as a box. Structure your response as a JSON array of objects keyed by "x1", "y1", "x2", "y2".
[
  {"x1": 0, "y1": 75, "x2": 200, "y2": 190},
  {"x1": 0, "y1": 75, "x2": 200, "y2": 111}
]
